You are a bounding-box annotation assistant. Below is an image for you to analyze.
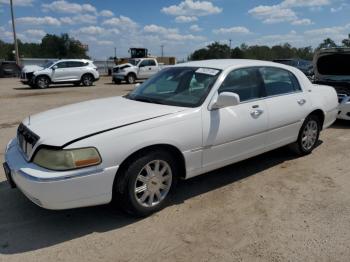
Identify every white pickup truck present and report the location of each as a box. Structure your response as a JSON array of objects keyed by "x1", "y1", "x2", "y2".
[{"x1": 112, "y1": 58, "x2": 163, "y2": 84}]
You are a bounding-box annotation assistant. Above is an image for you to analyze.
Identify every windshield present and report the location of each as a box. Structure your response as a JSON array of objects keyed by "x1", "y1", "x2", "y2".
[
  {"x1": 41, "y1": 61, "x2": 55, "y2": 69},
  {"x1": 128, "y1": 59, "x2": 140, "y2": 66},
  {"x1": 126, "y1": 67, "x2": 221, "y2": 107}
]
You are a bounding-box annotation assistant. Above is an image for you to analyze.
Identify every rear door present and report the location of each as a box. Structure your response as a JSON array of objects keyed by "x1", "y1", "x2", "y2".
[
  {"x1": 260, "y1": 67, "x2": 311, "y2": 147},
  {"x1": 67, "y1": 61, "x2": 86, "y2": 81}
]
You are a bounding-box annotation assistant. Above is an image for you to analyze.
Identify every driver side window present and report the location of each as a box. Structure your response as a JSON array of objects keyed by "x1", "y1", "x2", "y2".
[
  {"x1": 55, "y1": 62, "x2": 68, "y2": 69},
  {"x1": 218, "y1": 68, "x2": 264, "y2": 102}
]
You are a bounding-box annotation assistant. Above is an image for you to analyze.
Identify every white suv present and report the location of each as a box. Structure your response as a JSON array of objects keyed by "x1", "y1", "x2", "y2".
[{"x1": 21, "y1": 59, "x2": 100, "y2": 89}]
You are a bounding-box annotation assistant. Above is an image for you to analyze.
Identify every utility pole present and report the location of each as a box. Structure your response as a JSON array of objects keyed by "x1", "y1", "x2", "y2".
[
  {"x1": 114, "y1": 47, "x2": 117, "y2": 58},
  {"x1": 10, "y1": 0, "x2": 20, "y2": 66},
  {"x1": 161, "y1": 45, "x2": 164, "y2": 57},
  {"x1": 228, "y1": 39, "x2": 232, "y2": 58}
]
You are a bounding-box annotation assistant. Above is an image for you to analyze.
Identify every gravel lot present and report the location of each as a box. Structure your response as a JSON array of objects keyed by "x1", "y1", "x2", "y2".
[{"x1": 0, "y1": 77, "x2": 350, "y2": 262}]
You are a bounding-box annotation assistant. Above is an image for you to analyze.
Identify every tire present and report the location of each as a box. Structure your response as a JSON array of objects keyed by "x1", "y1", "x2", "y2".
[
  {"x1": 81, "y1": 74, "x2": 94, "y2": 86},
  {"x1": 114, "y1": 150, "x2": 178, "y2": 217},
  {"x1": 126, "y1": 73, "x2": 136, "y2": 84},
  {"x1": 35, "y1": 75, "x2": 50, "y2": 89},
  {"x1": 291, "y1": 114, "x2": 321, "y2": 155}
]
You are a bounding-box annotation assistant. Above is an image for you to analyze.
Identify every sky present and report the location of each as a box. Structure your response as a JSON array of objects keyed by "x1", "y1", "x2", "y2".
[{"x1": 0, "y1": 0, "x2": 349, "y2": 60}]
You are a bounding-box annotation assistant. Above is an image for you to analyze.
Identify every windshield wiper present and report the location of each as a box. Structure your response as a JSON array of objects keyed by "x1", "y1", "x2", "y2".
[{"x1": 132, "y1": 97, "x2": 164, "y2": 105}]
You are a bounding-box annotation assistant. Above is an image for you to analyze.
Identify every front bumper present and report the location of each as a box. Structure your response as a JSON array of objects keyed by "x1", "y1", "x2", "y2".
[
  {"x1": 4, "y1": 139, "x2": 118, "y2": 210},
  {"x1": 338, "y1": 95, "x2": 350, "y2": 120},
  {"x1": 112, "y1": 73, "x2": 127, "y2": 80}
]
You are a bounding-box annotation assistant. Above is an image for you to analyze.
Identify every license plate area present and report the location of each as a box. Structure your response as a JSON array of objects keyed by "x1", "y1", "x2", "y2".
[{"x1": 2, "y1": 162, "x2": 16, "y2": 188}]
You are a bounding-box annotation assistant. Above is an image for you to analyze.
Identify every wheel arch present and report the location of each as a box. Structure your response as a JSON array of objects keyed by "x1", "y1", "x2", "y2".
[
  {"x1": 308, "y1": 109, "x2": 325, "y2": 129},
  {"x1": 113, "y1": 143, "x2": 186, "y2": 195},
  {"x1": 81, "y1": 72, "x2": 95, "y2": 81},
  {"x1": 127, "y1": 72, "x2": 137, "y2": 79},
  {"x1": 34, "y1": 74, "x2": 51, "y2": 83}
]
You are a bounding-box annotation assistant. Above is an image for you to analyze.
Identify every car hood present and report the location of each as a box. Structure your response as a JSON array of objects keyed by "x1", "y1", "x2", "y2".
[
  {"x1": 22, "y1": 96, "x2": 186, "y2": 147},
  {"x1": 22, "y1": 65, "x2": 44, "y2": 73}
]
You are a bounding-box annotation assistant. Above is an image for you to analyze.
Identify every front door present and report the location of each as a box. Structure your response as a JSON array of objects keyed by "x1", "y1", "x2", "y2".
[
  {"x1": 202, "y1": 67, "x2": 269, "y2": 170},
  {"x1": 51, "y1": 61, "x2": 69, "y2": 82}
]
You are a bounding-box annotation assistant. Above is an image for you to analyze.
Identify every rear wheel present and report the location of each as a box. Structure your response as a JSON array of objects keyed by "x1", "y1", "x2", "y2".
[
  {"x1": 126, "y1": 73, "x2": 136, "y2": 84},
  {"x1": 114, "y1": 150, "x2": 177, "y2": 217},
  {"x1": 35, "y1": 75, "x2": 50, "y2": 89},
  {"x1": 291, "y1": 115, "x2": 320, "y2": 155},
  {"x1": 81, "y1": 74, "x2": 94, "y2": 86}
]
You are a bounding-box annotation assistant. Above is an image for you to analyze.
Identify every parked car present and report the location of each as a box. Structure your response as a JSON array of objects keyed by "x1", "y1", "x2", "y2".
[
  {"x1": 20, "y1": 59, "x2": 100, "y2": 89},
  {"x1": 273, "y1": 59, "x2": 313, "y2": 77},
  {"x1": 313, "y1": 48, "x2": 350, "y2": 120},
  {"x1": 0, "y1": 61, "x2": 21, "y2": 78},
  {"x1": 3, "y1": 59, "x2": 338, "y2": 217},
  {"x1": 112, "y1": 58, "x2": 163, "y2": 84}
]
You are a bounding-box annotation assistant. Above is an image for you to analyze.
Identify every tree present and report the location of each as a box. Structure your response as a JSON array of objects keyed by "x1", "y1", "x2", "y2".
[
  {"x1": 189, "y1": 42, "x2": 230, "y2": 60},
  {"x1": 318, "y1": 38, "x2": 337, "y2": 49},
  {"x1": 0, "y1": 33, "x2": 89, "y2": 60},
  {"x1": 342, "y1": 34, "x2": 350, "y2": 47}
]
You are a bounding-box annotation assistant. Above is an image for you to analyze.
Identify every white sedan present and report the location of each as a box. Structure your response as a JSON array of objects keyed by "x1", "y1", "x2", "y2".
[{"x1": 3, "y1": 59, "x2": 338, "y2": 216}]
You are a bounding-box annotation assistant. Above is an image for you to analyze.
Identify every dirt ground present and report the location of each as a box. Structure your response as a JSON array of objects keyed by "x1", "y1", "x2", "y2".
[{"x1": 0, "y1": 77, "x2": 350, "y2": 262}]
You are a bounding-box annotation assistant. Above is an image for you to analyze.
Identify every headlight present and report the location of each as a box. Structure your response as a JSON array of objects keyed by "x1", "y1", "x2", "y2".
[{"x1": 33, "y1": 147, "x2": 102, "y2": 171}]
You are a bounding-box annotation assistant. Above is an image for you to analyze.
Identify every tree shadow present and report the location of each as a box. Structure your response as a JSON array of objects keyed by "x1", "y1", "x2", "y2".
[{"x1": 0, "y1": 145, "x2": 312, "y2": 254}]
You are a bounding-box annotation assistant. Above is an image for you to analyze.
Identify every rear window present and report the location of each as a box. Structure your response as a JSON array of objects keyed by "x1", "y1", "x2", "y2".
[
  {"x1": 67, "y1": 61, "x2": 88, "y2": 67},
  {"x1": 260, "y1": 67, "x2": 301, "y2": 96}
]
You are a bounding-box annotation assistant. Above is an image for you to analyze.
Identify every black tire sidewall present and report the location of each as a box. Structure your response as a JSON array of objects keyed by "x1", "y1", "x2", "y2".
[
  {"x1": 297, "y1": 115, "x2": 320, "y2": 154},
  {"x1": 119, "y1": 150, "x2": 178, "y2": 217},
  {"x1": 127, "y1": 74, "x2": 135, "y2": 84},
  {"x1": 82, "y1": 74, "x2": 93, "y2": 86},
  {"x1": 35, "y1": 76, "x2": 49, "y2": 89}
]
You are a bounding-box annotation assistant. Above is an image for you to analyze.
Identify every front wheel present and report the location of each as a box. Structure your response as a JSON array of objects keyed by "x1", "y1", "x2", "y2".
[
  {"x1": 114, "y1": 150, "x2": 177, "y2": 217},
  {"x1": 292, "y1": 115, "x2": 320, "y2": 155},
  {"x1": 126, "y1": 74, "x2": 136, "y2": 84},
  {"x1": 35, "y1": 76, "x2": 50, "y2": 89}
]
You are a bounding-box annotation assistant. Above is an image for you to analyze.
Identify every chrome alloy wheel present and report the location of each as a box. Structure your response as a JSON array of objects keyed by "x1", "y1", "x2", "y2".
[
  {"x1": 301, "y1": 120, "x2": 318, "y2": 150},
  {"x1": 37, "y1": 77, "x2": 49, "y2": 88},
  {"x1": 134, "y1": 160, "x2": 172, "y2": 208},
  {"x1": 82, "y1": 75, "x2": 93, "y2": 86}
]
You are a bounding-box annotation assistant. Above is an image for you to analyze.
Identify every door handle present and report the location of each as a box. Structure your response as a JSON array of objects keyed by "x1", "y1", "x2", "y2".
[
  {"x1": 250, "y1": 109, "x2": 264, "y2": 118},
  {"x1": 297, "y1": 99, "x2": 306, "y2": 105}
]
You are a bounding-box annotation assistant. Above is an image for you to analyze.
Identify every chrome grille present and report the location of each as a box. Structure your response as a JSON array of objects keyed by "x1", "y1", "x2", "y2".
[{"x1": 17, "y1": 123, "x2": 40, "y2": 158}]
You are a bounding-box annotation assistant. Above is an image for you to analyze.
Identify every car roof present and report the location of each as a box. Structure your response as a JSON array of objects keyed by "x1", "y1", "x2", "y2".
[
  {"x1": 57, "y1": 59, "x2": 92, "y2": 62},
  {"x1": 175, "y1": 59, "x2": 290, "y2": 70}
]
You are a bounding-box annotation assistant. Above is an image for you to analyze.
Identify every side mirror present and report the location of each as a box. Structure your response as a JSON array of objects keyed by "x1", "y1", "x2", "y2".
[
  {"x1": 52, "y1": 65, "x2": 58, "y2": 70},
  {"x1": 139, "y1": 64, "x2": 145, "y2": 68},
  {"x1": 210, "y1": 92, "x2": 240, "y2": 110}
]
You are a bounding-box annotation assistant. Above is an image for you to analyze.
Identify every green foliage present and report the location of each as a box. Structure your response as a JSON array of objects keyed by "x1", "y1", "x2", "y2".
[
  {"x1": 317, "y1": 38, "x2": 337, "y2": 49},
  {"x1": 0, "y1": 33, "x2": 89, "y2": 60},
  {"x1": 342, "y1": 34, "x2": 350, "y2": 47},
  {"x1": 189, "y1": 41, "x2": 315, "y2": 61}
]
